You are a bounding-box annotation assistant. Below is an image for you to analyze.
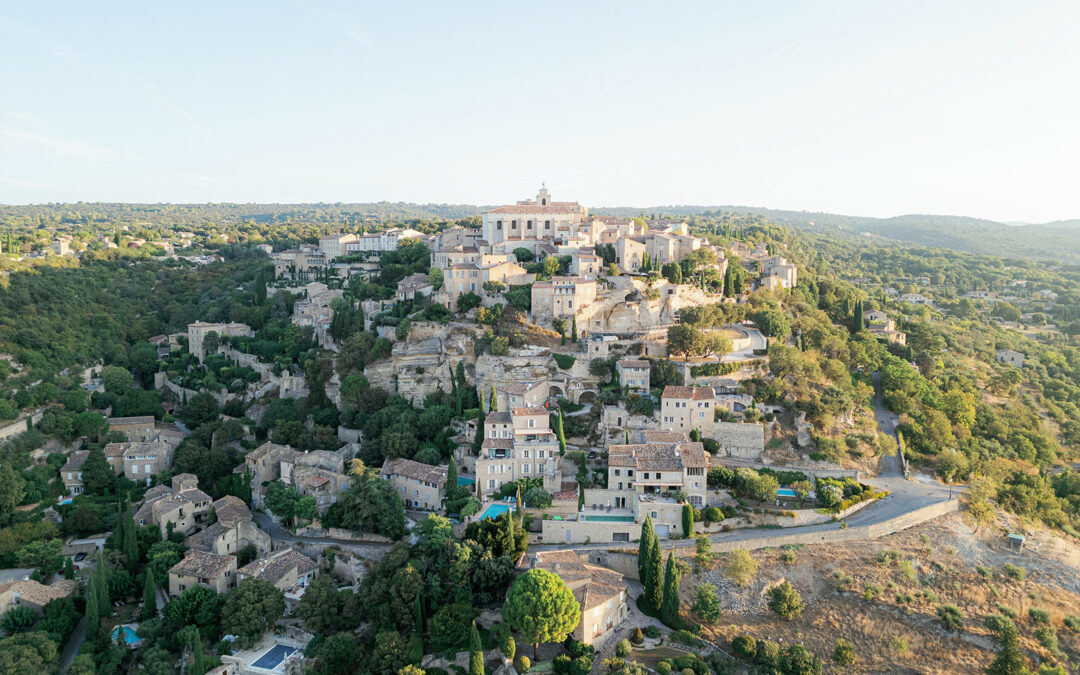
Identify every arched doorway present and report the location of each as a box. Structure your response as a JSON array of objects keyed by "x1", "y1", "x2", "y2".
[{"x1": 578, "y1": 390, "x2": 597, "y2": 405}]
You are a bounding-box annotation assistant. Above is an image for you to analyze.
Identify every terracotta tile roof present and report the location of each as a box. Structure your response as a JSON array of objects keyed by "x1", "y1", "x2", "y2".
[
  {"x1": 640, "y1": 431, "x2": 690, "y2": 443},
  {"x1": 519, "y1": 551, "x2": 624, "y2": 611},
  {"x1": 498, "y1": 381, "x2": 543, "y2": 395},
  {"x1": 168, "y1": 550, "x2": 236, "y2": 579},
  {"x1": 485, "y1": 411, "x2": 512, "y2": 424},
  {"x1": 212, "y1": 496, "x2": 252, "y2": 525},
  {"x1": 0, "y1": 579, "x2": 79, "y2": 607},
  {"x1": 245, "y1": 442, "x2": 295, "y2": 463},
  {"x1": 617, "y1": 359, "x2": 650, "y2": 369},
  {"x1": 382, "y1": 458, "x2": 448, "y2": 485},
  {"x1": 237, "y1": 548, "x2": 317, "y2": 584},
  {"x1": 662, "y1": 385, "x2": 715, "y2": 401},
  {"x1": 186, "y1": 523, "x2": 227, "y2": 552},
  {"x1": 108, "y1": 416, "x2": 155, "y2": 425},
  {"x1": 61, "y1": 451, "x2": 89, "y2": 473},
  {"x1": 481, "y1": 438, "x2": 514, "y2": 450},
  {"x1": 607, "y1": 442, "x2": 707, "y2": 470},
  {"x1": 511, "y1": 407, "x2": 549, "y2": 417}
]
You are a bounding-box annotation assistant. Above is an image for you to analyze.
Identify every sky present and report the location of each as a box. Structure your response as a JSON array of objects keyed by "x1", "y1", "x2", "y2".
[{"x1": 2, "y1": 1, "x2": 1079, "y2": 223}]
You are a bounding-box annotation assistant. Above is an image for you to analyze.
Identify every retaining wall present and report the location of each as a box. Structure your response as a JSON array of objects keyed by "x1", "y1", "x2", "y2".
[{"x1": 0, "y1": 409, "x2": 45, "y2": 444}]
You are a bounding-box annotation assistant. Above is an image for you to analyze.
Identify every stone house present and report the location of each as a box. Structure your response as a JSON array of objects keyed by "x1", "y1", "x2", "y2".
[
  {"x1": 531, "y1": 277, "x2": 598, "y2": 324},
  {"x1": 616, "y1": 359, "x2": 650, "y2": 392},
  {"x1": 480, "y1": 188, "x2": 587, "y2": 254},
  {"x1": 168, "y1": 550, "x2": 237, "y2": 596},
  {"x1": 186, "y1": 518, "x2": 271, "y2": 558},
  {"x1": 494, "y1": 381, "x2": 548, "y2": 410},
  {"x1": 476, "y1": 408, "x2": 562, "y2": 496},
  {"x1": 186, "y1": 322, "x2": 254, "y2": 362},
  {"x1": 103, "y1": 441, "x2": 173, "y2": 486},
  {"x1": 61, "y1": 451, "x2": 89, "y2": 496},
  {"x1": 382, "y1": 458, "x2": 448, "y2": 511},
  {"x1": 134, "y1": 474, "x2": 214, "y2": 536},
  {"x1": 236, "y1": 548, "x2": 319, "y2": 600},
  {"x1": 660, "y1": 386, "x2": 716, "y2": 438},
  {"x1": 570, "y1": 250, "x2": 603, "y2": 277},
  {"x1": 439, "y1": 259, "x2": 530, "y2": 311},
  {"x1": 518, "y1": 551, "x2": 628, "y2": 646},
  {"x1": 0, "y1": 579, "x2": 79, "y2": 615},
  {"x1": 996, "y1": 349, "x2": 1025, "y2": 368},
  {"x1": 318, "y1": 233, "x2": 359, "y2": 260},
  {"x1": 396, "y1": 273, "x2": 434, "y2": 302},
  {"x1": 107, "y1": 416, "x2": 157, "y2": 442},
  {"x1": 762, "y1": 255, "x2": 798, "y2": 288}
]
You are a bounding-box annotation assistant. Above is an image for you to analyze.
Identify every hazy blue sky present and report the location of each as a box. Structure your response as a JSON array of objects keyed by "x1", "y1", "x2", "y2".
[{"x1": 2, "y1": 1, "x2": 1078, "y2": 222}]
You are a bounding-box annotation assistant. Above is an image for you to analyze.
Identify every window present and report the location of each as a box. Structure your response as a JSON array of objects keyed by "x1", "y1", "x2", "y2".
[
  {"x1": 527, "y1": 220, "x2": 533, "y2": 230},
  {"x1": 487, "y1": 479, "x2": 496, "y2": 489},
  {"x1": 528, "y1": 418, "x2": 535, "y2": 428},
  {"x1": 545, "y1": 220, "x2": 551, "y2": 229},
  {"x1": 497, "y1": 221, "x2": 503, "y2": 230},
  {"x1": 523, "y1": 450, "x2": 530, "y2": 458},
  {"x1": 538, "y1": 462, "x2": 546, "y2": 473},
  {"x1": 614, "y1": 469, "x2": 621, "y2": 476},
  {"x1": 522, "y1": 464, "x2": 530, "y2": 474}
]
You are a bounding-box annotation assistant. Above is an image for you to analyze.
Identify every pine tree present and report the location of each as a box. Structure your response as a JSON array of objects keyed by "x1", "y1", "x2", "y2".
[
  {"x1": 660, "y1": 550, "x2": 682, "y2": 628},
  {"x1": 143, "y1": 569, "x2": 157, "y2": 619},
  {"x1": 469, "y1": 621, "x2": 484, "y2": 675},
  {"x1": 571, "y1": 315, "x2": 578, "y2": 342},
  {"x1": 556, "y1": 409, "x2": 566, "y2": 456},
  {"x1": 986, "y1": 618, "x2": 1028, "y2": 675}
]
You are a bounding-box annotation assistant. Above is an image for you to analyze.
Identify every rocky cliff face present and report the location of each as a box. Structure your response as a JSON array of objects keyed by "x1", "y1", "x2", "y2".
[{"x1": 364, "y1": 328, "x2": 475, "y2": 408}]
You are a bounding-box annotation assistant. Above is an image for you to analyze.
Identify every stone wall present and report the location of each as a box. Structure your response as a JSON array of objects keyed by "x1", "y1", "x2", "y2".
[{"x1": 0, "y1": 409, "x2": 44, "y2": 444}]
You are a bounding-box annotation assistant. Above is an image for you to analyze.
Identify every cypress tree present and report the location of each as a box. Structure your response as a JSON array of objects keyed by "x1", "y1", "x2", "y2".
[
  {"x1": 63, "y1": 557, "x2": 75, "y2": 580},
  {"x1": 643, "y1": 529, "x2": 663, "y2": 613},
  {"x1": 556, "y1": 409, "x2": 566, "y2": 456},
  {"x1": 143, "y1": 570, "x2": 157, "y2": 619},
  {"x1": 85, "y1": 575, "x2": 100, "y2": 636},
  {"x1": 682, "y1": 504, "x2": 694, "y2": 538},
  {"x1": 490, "y1": 386, "x2": 498, "y2": 412},
  {"x1": 414, "y1": 593, "x2": 424, "y2": 634},
  {"x1": 95, "y1": 553, "x2": 109, "y2": 609},
  {"x1": 571, "y1": 315, "x2": 578, "y2": 342},
  {"x1": 660, "y1": 550, "x2": 682, "y2": 628},
  {"x1": 472, "y1": 413, "x2": 485, "y2": 456},
  {"x1": 123, "y1": 497, "x2": 139, "y2": 572},
  {"x1": 851, "y1": 299, "x2": 864, "y2": 333},
  {"x1": 625, "y1": 429, "x2": 630, "y2": 444},
  {"x1": 638, "y1": 517, "x2": 655, "y2": 585},
  {"x1": 469, "y1": 621, "x2": 484, "y2": 675},
  {"x1": 447, "y1": 458, "x2": 459, "y2": 495},
  {"x1": 191, "y1": 632, "x2": 206, "y2": 675},
  {"x1": 515, "y1": 486, "x2": 523, "y2": 522}
]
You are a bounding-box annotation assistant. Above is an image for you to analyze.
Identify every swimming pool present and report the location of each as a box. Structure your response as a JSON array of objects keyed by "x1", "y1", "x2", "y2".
[
  {"x1": 584, "y1": 515, "x2": 635, "y2": 522},
  {"x1": 111, "y1": 625, "x2": 141, "y2": 645},
  {"x1": 457, "y1": 476, "x2": 476, "y2": 487},
  {"x1": 479, "y1": 503, "x2": 513, "y2": 521},
  {"x1": 251, "y1": 644, "x2": 298, "y2": 671},
  {"x1": 776, "y1": 488, "x2": 797, "y2": 498}
]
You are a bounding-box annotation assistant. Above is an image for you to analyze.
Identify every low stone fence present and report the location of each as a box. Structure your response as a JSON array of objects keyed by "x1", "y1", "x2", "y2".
[{"x1": 0, "y1": 409, "x2": 44, "y2": 443}]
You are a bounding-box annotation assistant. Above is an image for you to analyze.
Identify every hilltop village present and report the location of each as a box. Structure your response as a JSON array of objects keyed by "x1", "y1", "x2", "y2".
[{"x1": 1, "y1": 191, "x2": 1078, "y2": 675}]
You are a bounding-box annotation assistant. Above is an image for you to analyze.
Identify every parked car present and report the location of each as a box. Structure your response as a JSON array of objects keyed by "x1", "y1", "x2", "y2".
[{"x1": 74, "y1": 552, "x2": 87, "y2": 562}]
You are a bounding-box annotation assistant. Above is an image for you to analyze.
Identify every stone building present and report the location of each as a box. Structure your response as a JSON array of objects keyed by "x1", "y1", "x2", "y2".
[
  {"x1": 616, "y1": 359, "x2": 650, "y2": 392},
  {"x1": 107, "y1": 416, "x2": 157, "y2": 442},
  {"x1": 659, "y1": 386, "x2": 716, "y2": 438},
  {"x1": 476, "y1": 407, "x2": 562, "y2": 496},
  {"x1": 518, "y1": 551, "x2": 628, "y2": 646},
  {"x1": 186, "y1": 322, "x2": 254, "y2": 362},
  {"x1": 480, "y1": 187, "x2": 587, "y2": 253},
  {"x1": 531, "y1": 277, "x2": 598, "y2": 324},
  {"x1": 381, "y1": 458, "x2": 448, "y2": 511},
  {"x1": 168, "y1": 550, "x2": 237, "y2": 596}
]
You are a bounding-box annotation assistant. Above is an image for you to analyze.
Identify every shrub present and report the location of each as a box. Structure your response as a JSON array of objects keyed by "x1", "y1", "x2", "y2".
[
  {"x1": 644, "y1": 625, "x2": 661, "y2": 639},
  {"x1": 863, "y1": 583, "x2": 882, "y2": 601},
  {"x1": 1028, "y1": 608, "x2": 1051, "y2": 624},
  {"x1": 656, "y1": 663, "x2": 671, "y2": 675},
  {"x1": 724, "y1": 550, "x2": 758, "y2": 588},
  {"x1": 897, "y1": 561, "x2": 916, "y2": 582},
  {"x1": 669, "y1": 630, "x2": 702, "y2": 647},
  {"x1": 876, "y1": 550, "x2": 904, "y2": 566},
  {"x1": 553, "y1": 655, "x2": 571, "y2": 675},
  {"x1": 1064, "y1": 614, "x2": 1080, "y2": 632},
  {"x1": 731, "y1": 634, "x2": 757, "y2": 659},
  {"x1": 630, "y1": 627, "x2": 644, "y2": 645},
  {"x1": 767, "y1": 582, "x2": 804, "y2": 620},
  {"x1": 780, "y1": 550, "x2": 796, "y2": 565},
  {"x1": 552, "y1": 354, "x2": 576, "y2": 370},
  {"x1": 615, "y1": 640, "x2": 631, "y2": 657},
  {"x1": 890, "y1": 637, "x2": 908, "y2": 652},
  {"x1": 832, "y1": 639, "x2": 856, "y2": 666},
  {"x1": 996, "y1": 604, "x2": 1017, "y2": 619},
  {"x1": 1003, "y1": 563, "x2": 1026, "y2": 581},
  {"x1": 975, "y1": 565, "x2": 993, "y2": 578},
  {"x1": 680, "y1": 669, "x2": 694, "y2": 675},
  {"x1": 1035, "y1": 626, "x2": 1060, "y2": 656},
  {"x1": 937, "y1": 605, "x2": 963, "y2": 631},
  {"x1": 514, "y1": 656, "x2": 531, "y2": 673}
]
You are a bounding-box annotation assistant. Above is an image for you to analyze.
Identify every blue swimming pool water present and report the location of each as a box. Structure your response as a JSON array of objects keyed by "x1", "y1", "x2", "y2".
[
  {"x1": 112, "y1": 625, "x2": 140, "y2": 645},
  {"x1": 59, "y1": 498, "x2": 73, "y2": 505},
  {"x1": 479, "y1": 503, "x2": 512, "y2": 521},
  {"x1": 776, "y1": 488, "x2": 797, "y2": 498},
  {"x1": 252, "y1": 644, "x2": 297, "y2": 670},
  {"x1": 457, "y1": 476, "x2": 476, "y2": 486}
]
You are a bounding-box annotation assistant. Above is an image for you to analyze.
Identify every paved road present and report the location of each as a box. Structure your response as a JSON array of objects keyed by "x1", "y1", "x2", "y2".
[
  {"x1": 58, "y1": 616, "x2": 87, "y2": 674},
  {"x1": 253, "y1": 512, "x2": 392, "y2": 551}
]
